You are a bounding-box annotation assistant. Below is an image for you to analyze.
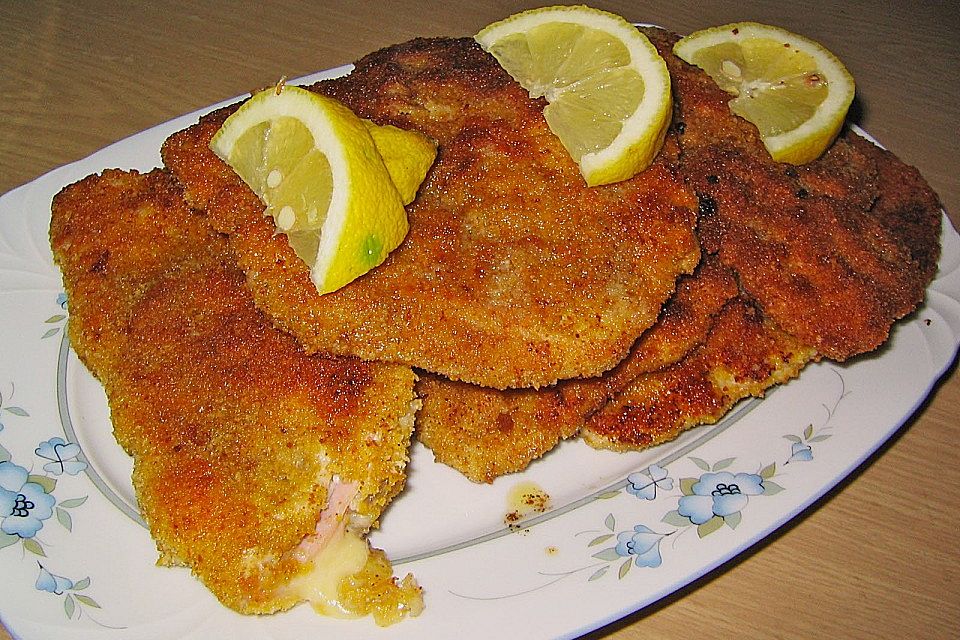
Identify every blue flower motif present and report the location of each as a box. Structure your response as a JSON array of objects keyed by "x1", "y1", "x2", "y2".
[
  {"x1": 36, "y1": 438, "x2": 87, "y2": 476},
  {"x1": 614, "y1": 525, "x2": 664, "y2": 567},
  {"x1": 0, "y1": 461, "x2": 56, "y2": 538},
  {"x1": 787, "y1": 442, "x2": 813, "y2": 463},
  {"x1": 677, "y1": 471, "x2": 765, "y2": 525},
  {"x1": 56, "y1": 292, "x2": 68, "y2": 310},
  {"x1": 36, "y1": 564, "x2": 74, "y2": 595},
  {"x1": 625, "y1": 464, "x2": 673, "y2": 501}
]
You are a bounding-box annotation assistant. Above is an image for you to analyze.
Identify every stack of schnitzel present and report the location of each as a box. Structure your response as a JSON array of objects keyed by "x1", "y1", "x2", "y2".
[{"x1": 50, "y1": 23, "x2": 941, "y2": 620}]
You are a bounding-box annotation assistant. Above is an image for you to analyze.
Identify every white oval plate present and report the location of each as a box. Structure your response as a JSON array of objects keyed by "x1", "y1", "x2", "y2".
[{"x1": 1, "y1": 66, "x2": 958, "y2": 639}]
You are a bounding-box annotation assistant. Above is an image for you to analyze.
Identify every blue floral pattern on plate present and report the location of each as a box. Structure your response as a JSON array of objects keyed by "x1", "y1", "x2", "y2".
[{"x1": 0, "y1": 295, "x2": 104, "y2": 625}]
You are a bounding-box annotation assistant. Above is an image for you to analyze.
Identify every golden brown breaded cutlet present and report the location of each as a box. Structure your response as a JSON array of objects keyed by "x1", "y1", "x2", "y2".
[
  {"x1": 50, "y1": 169, "x2": 422, "y2": 623},
  {"x1": 418, "y1": 257, "x2": 813, "y2": 469},
  {"x1": 581, "y1": 28, "x2": 941, "y2": 453},
  {"x1": 162, "y1": 37, "x2": 700, "y2": 390}
]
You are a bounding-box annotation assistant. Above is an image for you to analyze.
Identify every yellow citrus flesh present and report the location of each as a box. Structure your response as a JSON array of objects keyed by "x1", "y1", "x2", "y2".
[
  {"x1": 363, "y1": 121, "x2": 437, "y2": 205},
  {"x1": 210, "y1": 85, "x2": 434, "y2": 294},
  {"x1": 475, "y1": 5, "x2": 672, "y2": 186},
  {"x1": 674, "y1": 22, "x2": 855, "y2": 164}
]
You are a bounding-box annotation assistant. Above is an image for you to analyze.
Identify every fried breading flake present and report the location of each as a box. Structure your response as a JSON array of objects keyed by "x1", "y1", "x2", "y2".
[
  {"x1": 162, "y1": 37, "x2": 700, "y2": 390},
  {"x1": 50, "y1": 169, "x2": 421, "y2": 622}
]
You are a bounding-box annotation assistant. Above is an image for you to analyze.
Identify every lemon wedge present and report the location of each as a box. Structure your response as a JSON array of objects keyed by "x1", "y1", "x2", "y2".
[
  {"x1": 475, "y1": 5, "x2": 672, "y2": 186},
  {"x1": 674, "y1": 22, "x2": 855, "y2": 164},
  {"x1": 363, "y1": 121, "x2": 437, "y2": 205},
  {"x1": 209, "y1": 85, "x2": 434, "y2": 294}
]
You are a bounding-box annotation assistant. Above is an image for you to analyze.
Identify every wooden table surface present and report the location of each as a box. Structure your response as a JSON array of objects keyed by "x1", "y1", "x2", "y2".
[{"x1": 1, "y1": 1, "x2": 957, "y2": 638}]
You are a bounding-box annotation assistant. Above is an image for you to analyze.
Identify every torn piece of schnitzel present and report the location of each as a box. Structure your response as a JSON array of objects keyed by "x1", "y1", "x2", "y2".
[
  {"x1": 417, "y1": 257, "x2": 738, "y2": 482},
  {"x1": 162, "y1": 37, "x2": 700, "y2": 389},
  {"x1": 49, "y1": 169, "x2": 422, "y2": 624},
  {"x1": 647, "y1": 29, "x2": 942, "y2": 360}
]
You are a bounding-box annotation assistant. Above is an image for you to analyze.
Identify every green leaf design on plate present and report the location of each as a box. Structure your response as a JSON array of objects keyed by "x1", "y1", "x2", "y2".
[
  {"x1": 662, "y1": 509, "x2": 691, "y2": 528},
  {"x1": 809, "y1": 434, "x2": 832, "y2": 442},
  {"x1": 3, "y1": 406, "x2": 28, "y2": 417},
  {"x1": 724, "y1": 511, "x2": 742, "y2": 530},
  {"x1": 713, "y1": 457, "x2": 736, "y2": 471},
  {"x1": 618, "y1": 558, "x2": 632, "y2": 579},
  {"x1": 59, "y1": 496, "x2": 88, "y2": 509},
  {"x1": 604, "y1": 513, "x2": 616, "y2": 531},
  {"x1": 45, "y1": 314, "x2": 66, "y2": 324},
  {"x1": 589, "y1": 565, "x2": 609, "y2": 581},
  {"x1": 64, "y1": 594, "x2": 76, "y2": 619},
  {"x1": 783, "y1": 434, "x2": 803, "y2": 443},
  {"x1": 74, "y1": 594, "x2": 101, "y2": 609},
  {"x1": 23, "y1": 538, "x2": 45, "y2": 557},
  {"x1": 0, "y1": 532, "x2": 19, "y2": 550},
  {"x1": 27, "y1": 474, "x2": 56, "y2": 494},
  {"x1": 680, "y1": 477, "x2": 697, "y2": 496},
  {"x1": 689, "y1": 456, "x2": 710, "y2": 471},
  {"x1": 56, "y1": 506, "x2": 73, "y2": 532},
  {"x1": 697, "y1": 515, "x2": 724, "y2": 538},
  {"x1": 41, "y1": 328, "x2": 61, "y2": 340},
  {"x1": 763, "y1": 480, "x2": 785, "y2": 495},
  {"x1": 803, "y1": 424, "x2": 815, "y2": 440},
  {"x1": 592, "y1": 547, "x2": 622, "y2": 562},
  {"x1": 760, "y1": 462, "x2": 777, "y2": 479},
  {"x1": 72, "y1": 577, "x2": 91, "y2": 590},
  {"x1": 589, "y1": 533, "x2": 614, "y2": 547}
]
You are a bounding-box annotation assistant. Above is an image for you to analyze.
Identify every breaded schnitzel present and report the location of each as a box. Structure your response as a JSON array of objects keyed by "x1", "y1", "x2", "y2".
[
  {"x1": 417, "y1": 257, "x2": 738, "y2": 482},
  {"x1": 649, "y1": 29, "x2": 942, "y2": 360},
  {"x1": 50, "y1": 169, "x2": 422, "y2": 623},
  {"x1": 162, "y1": 37, "x2": 700, "y2": 389},
  {"x1": 418, "y1": 27, "x2": 943, "y2": 476}
]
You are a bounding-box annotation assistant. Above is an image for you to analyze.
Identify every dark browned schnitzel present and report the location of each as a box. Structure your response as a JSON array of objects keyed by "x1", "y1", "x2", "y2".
[
  {"x1": 649, "y1": 29, "x2": 942, "y2": 360},
  {"x1": 50, "y1": 169, "x2": 422, "y2": 623},
  {"x1": 581, "y1": 298, "x2": 815, "y2": 450},
  {"x1": 162, "y1": 37, "x2": 700, "y2": 389}
]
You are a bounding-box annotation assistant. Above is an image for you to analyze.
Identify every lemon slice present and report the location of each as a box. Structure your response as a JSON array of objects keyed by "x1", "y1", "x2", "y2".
[
  {"x1": 475, "y1": 6, "x2": 672, "y2": 186},
  {"x1": 674, "y1": 22, "x2": 855, "y2": 164},
  {"x1": 210, "y1": 85, "x2": 433, "y2": 294}
]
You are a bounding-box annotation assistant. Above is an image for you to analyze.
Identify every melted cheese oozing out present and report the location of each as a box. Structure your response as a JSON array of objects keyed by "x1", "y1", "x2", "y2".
[{"x1": 287, "y1": 528, "x2": 370, "y2": 618}]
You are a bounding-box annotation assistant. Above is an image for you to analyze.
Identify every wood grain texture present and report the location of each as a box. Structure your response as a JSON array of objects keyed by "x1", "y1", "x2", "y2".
[{"x1": 2, "y1": 2, "x2": 957, "y2": 638}]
